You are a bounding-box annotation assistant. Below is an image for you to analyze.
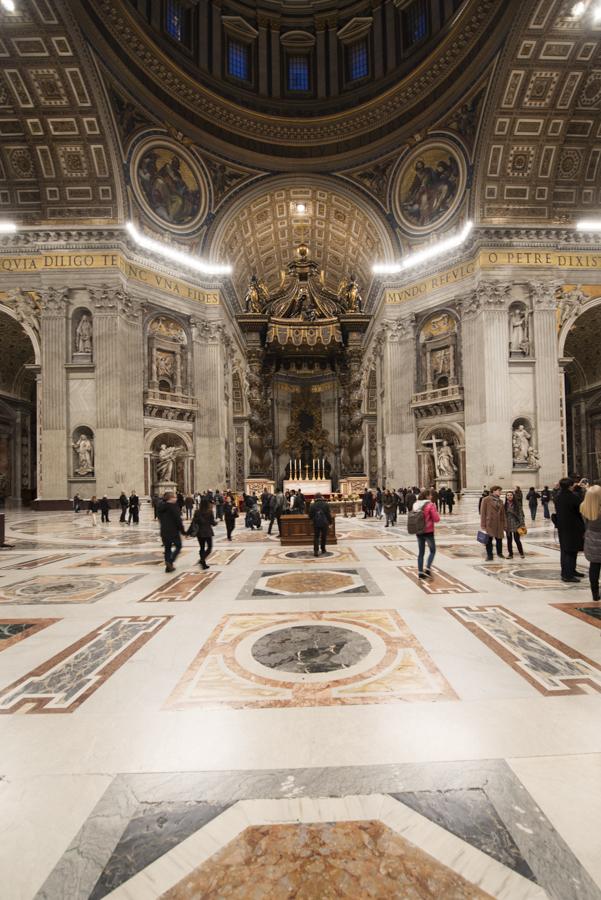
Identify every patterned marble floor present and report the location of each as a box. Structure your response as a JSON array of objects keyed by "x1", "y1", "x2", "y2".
[{"x1": 0, "y1": 503, "x2": 600, "y2": 899}]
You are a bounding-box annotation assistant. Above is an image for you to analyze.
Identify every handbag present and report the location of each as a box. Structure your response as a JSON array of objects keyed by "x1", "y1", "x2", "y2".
[
  {"x1": 517, "y1": 525, "x2": 527, "y2": 536},
  {"x1": 477, "y1": 530, "x2": 489, "y2": 544},
  {"x1": 187, "y1": 521, "x2": 199, "y2": 538}
]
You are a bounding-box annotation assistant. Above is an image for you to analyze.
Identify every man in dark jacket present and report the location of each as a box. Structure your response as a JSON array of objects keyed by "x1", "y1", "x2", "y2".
[
  {"x1": 100, "y1": 495, "x2": 110, "y2": 524},
  {"x1": 308, "y1": 492, "x2": 333, "y2": 557},
  {"x1": 267, "y1": 490, "x2": 285, "y2": 535},
  {"x1": 293, "y1": 490, "x2": 306, "y2": 513},
  {"x1": 128, "y1": 491, "x2": 139, "y2": 525},
  {"x1": 157, "y1": 492, "x2": 186, "y2": 573},
  {"x1": 119, "y1": 491, "x2": 128, "y2": 523},
  {"x1": 555, "y1": 477, "x2": 585, "y2": 582}
]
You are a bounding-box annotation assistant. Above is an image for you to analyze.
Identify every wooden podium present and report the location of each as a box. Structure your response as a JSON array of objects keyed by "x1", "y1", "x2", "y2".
[{"x1": 279, "y1": 513, "x2": 338, "y2": 546}]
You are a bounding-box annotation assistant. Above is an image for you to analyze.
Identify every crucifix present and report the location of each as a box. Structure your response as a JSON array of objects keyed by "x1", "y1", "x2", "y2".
[{"x1": 422, "y1": 434, "x2": 442, "y2": 478}]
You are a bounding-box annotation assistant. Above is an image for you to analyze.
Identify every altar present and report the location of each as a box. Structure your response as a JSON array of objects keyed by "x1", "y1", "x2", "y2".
[{"x1": 283, "y1": 479, "x2": 332, "y2": 495}]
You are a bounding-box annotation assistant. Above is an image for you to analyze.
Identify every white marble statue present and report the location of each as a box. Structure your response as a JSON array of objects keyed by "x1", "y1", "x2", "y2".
[
  {"x1": 512, "y1": 424, "x2": 531, "y2": 463},
  {"x1": 156, "y1": 443, "x2": 178, "y2": 482},
  {"x1": 527, "y1": 446, "x2": 540, "y2": 468},
  {"x1": 437, "y1": 440, "x2": 457, "y2": 478},
  {"x1": 72, "y1": 433, "x2": 94, "y2": 475},
  {"x1": 75, "y1": 313, "x2": 93, "y2": 354},
  {"x1": 509, "y1": 307, "x2": 529, "y2": 354}
]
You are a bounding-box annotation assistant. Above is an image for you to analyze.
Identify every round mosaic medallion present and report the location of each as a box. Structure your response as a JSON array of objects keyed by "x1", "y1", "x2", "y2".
[
  {"x1": 130, "y1": 138, "x2": 208, "y2": 233},
  {"x1": 392, "y1": 139, "x2": 466, "y2": 235},
  {"x1": 285, "y1": 550, "x2": 335, "y2": 560},
  {"x1": 250, "y1": 625, "x2": 372, "y2": 674}
]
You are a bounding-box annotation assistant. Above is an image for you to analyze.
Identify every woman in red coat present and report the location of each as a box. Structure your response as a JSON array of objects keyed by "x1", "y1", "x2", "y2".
[{"x1": 413, "y1": 489, "x2": 441, "y2": 579}]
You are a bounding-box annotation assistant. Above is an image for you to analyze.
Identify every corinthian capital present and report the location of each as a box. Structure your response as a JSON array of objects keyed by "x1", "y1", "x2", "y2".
[
  {"x1": 9, "y1": 289, "x2": 41, "y2": 337},
  {"x1": 40, "y1": 285, "x2": 69, "y2": 317},
  {"x1": 529, "y1": 280, "x2": 562, "y2": 309}
]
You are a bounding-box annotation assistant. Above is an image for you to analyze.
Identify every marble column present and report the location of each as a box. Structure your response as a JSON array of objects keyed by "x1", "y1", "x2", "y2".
[
  {"x1": 316, "y1": 20, "x2": 327, "y2": 98},
  {"x1": 462, "y1": 284, "x2": 512, "y2": 490},
  {"x1": 39, "y1": 287, "x2": 69, "y2": 499},
  {"x1": 257, "y1": 15, "x2": 269, "y2": 95},
  {"x1": 117, "y1": 294, "x2": 144, "y2": 495},
  {"x1": 371, "y1": 0, "x2": 384, "y2": 79},
  {"x1": 530, "y1": 282, "x2": 563, "y2": 484},
  {"x1": 192, "y1": 322, "x2": 226, "y2": 489},
  {"x1": 270, "y1": 21, "x2": 280, "y2": 98},
  {"x1": 383, "y1": 318, "x2": 417, "y2": 487},
  {"x1": 327, "y1": 18, "x2": 339, "y2": 96}
]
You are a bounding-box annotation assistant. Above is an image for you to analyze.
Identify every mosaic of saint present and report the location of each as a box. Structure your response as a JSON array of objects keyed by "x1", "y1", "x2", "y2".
[
  {"x1": 395, "y1": 142, "x2": 465, "y2": 232},
  {"x1": 135, "y1": 145, "x2": 201, "y2": 227}
]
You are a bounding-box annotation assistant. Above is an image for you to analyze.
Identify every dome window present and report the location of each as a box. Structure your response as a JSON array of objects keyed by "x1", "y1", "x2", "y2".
[
  {"x1": 288, "y1": 55, "x2": 310, "y2": 93},
  {"x1": 347, "y1": 38, "x2": 369, "y2": 82},
  {"x1": 228, "y1": 39, "x2": 249, "y2": 81},
  {"x1": 402, "y1": 0, "x2": 430, "y2": 49}
]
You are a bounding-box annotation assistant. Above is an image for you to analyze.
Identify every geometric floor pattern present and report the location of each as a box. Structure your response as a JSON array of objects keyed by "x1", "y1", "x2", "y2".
[{"x1": 0, "y1": 504, "x2": 600, "y2": 898}]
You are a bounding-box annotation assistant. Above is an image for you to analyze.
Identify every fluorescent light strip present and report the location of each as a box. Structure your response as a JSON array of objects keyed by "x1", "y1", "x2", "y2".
[
  {"x1": 126, "y1": 222, "x2": 231, "y2": 276},
  {"x1": 576, "y1": 218, "x2": 601, "y2": 231},
  {"x1": 0, "y1": 220, "x2": 17, "y2": 233},
  {"x1": 372, "y1": 221, "x2": 474, "y2": 276}
]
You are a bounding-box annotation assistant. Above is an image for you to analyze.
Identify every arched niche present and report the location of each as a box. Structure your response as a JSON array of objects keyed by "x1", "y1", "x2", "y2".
[
  {"x1": 417, "y1": 310, "x2": 459, "y2": 392},
  {"x1": 508, "y1": 301, "x2": 532, "y2": 357},
  {"x1": 146, "y1": 314, "x2": 189, "y2": 397},
  {"x1": 511, "y1": 417, "x2": 538, "y2": 470},
  {"x1": 146, "y1": 429, "x2": 193, "y2": 494},
  {"x1": 563, "y1": 301, "x2": 601, "y2": 477},
  {"x1": 0, "y1": 306, "x2": 38, "y2": 502},
  {"x1": 71, "y1": 307, "x2": 94, "y2": 362},
  {"x1": 417, "y1": 423, "x2": 465, "y2": 492},
  {"x1": 71, "y1": 425, "x2": 95, "y2": 477}
]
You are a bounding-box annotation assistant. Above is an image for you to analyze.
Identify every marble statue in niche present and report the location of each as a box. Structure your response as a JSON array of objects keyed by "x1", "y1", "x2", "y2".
[
  {"x1": 437, "y1": 440, "x2": 457, "y2": 479},
  {"x1": 156, "y1": 350, "x2": 175, "y2": 383},
  {"x1": 72, "y1": 431, "x2": 94, "y2": 475},
  {"x1": 156, "y1": 443, "x2": 179, "y2": 482},
  {"x1": 431, "y1": 347, "x2": 451, "y2": 385},
  {"x1": 75, "y1": 313, "x2": 93, "y2": 354},
  {"x1": 512, "y1": 423, "x2": 532, "y2": 464},
  {"x1": 337, "y1": 275, "x2": 363, "y2": 313},
  {"x1": 509, "y1": 306, "x2": 530, "y2": 355}
]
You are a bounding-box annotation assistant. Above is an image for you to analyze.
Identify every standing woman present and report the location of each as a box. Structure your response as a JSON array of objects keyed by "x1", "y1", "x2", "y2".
[
  {"x1": 526, "y1": 487, "x2": 540, "y2": 521},
  {"x1": 88, "y1": 495, "x2": 99, "y2": 527},
  {"x1": 189, "y1": 497, "x2": 216, "y2": 569},
  {"x1": 504, "y1": 491, "x2": 525, "y2": 559},
  {"x1": 413, "y1": 489, "x2": 441, "y2": 579},
  {"x1": 223, "y1": 496, "x2": 238, "y2": 541},
  {"x1": 581, "y1": 484, "x2": 601, "y2": 601}
]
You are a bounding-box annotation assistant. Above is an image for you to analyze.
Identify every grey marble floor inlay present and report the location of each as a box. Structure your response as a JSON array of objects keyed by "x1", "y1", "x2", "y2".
[{"x1": 251, "y1": 625, "x2": 372, "y2": 674}]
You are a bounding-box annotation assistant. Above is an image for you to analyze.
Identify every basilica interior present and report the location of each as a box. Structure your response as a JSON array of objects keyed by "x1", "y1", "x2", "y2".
[{"x1": 1, "y1": 0, "x2": 601, "y2": 897}]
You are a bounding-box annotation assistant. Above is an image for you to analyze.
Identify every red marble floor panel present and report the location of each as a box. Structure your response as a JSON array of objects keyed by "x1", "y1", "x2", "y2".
[
  {"x1": 400, "y1": 567, "x2": 476, "y2": 594},
  {"x1": 138, "y1": 571, "x2": 218, "y2": 602}
]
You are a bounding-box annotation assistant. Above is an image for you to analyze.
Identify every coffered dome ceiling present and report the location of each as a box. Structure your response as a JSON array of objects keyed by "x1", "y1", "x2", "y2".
[{"x1": 208, "y1": 180, "x2": 396, "y2": 298}]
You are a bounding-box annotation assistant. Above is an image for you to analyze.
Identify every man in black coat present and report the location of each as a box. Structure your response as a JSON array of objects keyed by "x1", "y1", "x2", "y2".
[
  {"x1": 555, "y1": 477, "x2": 585, "y2": 583},
  {"x1": 157, "y1": 492, "x2": 186, "y2": 572},
  {"x1": 100, "y1": 495, "x2": 110, "y2": 524},
  {"x1": 308, "y1": 492, "x2": 333, "y2": 557},
  {"x1": 119, "y1": 491, "x2": 128, "y2": 523},
  {"x1": 128, "y1": 491, "x2": 139, "y2": 525}
]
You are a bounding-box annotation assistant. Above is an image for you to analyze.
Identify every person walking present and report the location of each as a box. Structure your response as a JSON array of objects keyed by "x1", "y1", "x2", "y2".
[
  {"x1": 581, "y1": 484, "x2": 601, "y2": 601},
  {"x1": 128, "y1": 491, "x2": 139, "y2": 524},
  {"x1": 541, "y1": 485, "x2": 551, "y2": 520},
  {"x1": 504, "y1": 490, "x2": 525, "y2": 558},
  {"x1": 308, "y1": 492, "x2": 333, "y2": 556},
  {"x1": 526, "y1": 487, "x2": 540, "y2": 521},
  {"x1": 480, "y1": 485, "x2": 506, "y2": 560},
  {"x1": 215, "y1": 490, "x2": 224, "y2": 522},
  {"x1": 100, "y1": 495, "x2": 110, "y2": 524},
  {"x1": 375, "y1": 487, "x2": 383, "y2": 520},
  {"x1": 410, "y1": 489, "x2": 440, "y2": 579},
  {"x1": 73, "y1": 493, "x2": 81, "y2": 513},
  {"x1": 405, "y1": 489, "x2": 416, "y2": 512},
  {"x1": 189, "y1": 497, "x2": 216, "y2": 569},
  {"x1": 224, "y1": 497, "x2": 238, "y2": 541},
  {"x1": 478, "y1": 489, "x2": 489, "y2": 513},
  {"x1": 555, "y1": 477, "x2": 585, "y2": 583},
  {"x1": 157, "y1": 491, "x2": 185, "y2": 573},
  {"x1": 88, "y1": 495, "x2": 99, "y2": 526},
  {"x1": 184, "y1": 494, "x2": 194, "y2": 520},
  {"x1": 119, "y1": 491, "x2": 128, "y2": 523},
  {"x1": 446, "y1": 487, "x2": 455, "y2": 515},
  {"x1": 439, "y1": 489, "x2": 447, "y2": 515}
]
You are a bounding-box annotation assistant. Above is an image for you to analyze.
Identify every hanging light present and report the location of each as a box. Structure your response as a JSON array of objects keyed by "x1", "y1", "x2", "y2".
[{"x1": 125, "y1": 222, "x2": 231, "y2": 276}]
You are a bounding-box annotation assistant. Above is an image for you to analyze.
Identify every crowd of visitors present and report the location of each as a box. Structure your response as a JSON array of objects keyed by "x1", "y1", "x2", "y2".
[{"x1": 72, "y1": 474, "x2": 601, "y2": 599}]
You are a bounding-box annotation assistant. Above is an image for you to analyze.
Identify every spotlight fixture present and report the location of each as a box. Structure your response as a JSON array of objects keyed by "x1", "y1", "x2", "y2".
[
  {"x1": 594, "y1": 3, "x2": 601, "y2": 21},
  {"x1": 576, "y1": 218, "x2": 601, "y2": 231},
  {"x1": 295, "y1": 202, "x2": 307, "y2": 214},
  {"x1": 0, "y1": 220, "x2": 17, "y2": 233},
  {"x1": 1, "y1": 0, "x2": 16, "y2": 11},
  {"x1": 125, "y1": 222, "x2": 232, "y2": 276},
  {"x1": 372, "y1": 221, "x2": 474, "y2": 276},
  {"x1": 571, "y1": 1, "x2": 587, "y2": 15}
]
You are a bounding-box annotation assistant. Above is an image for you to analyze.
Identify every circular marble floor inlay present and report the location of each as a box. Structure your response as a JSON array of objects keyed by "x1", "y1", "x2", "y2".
[
  {"x1": 285, "y1": 550, "x2": 335, "y2": 560},
  {"x1": 250, "y1": 625, "x2": 372, "y2": 674}
]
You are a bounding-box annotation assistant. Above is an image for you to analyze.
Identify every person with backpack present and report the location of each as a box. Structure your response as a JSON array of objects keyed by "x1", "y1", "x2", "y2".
[
  {"x1": 446, "y1": 487, "x2": 455, "y2": 515},
  {"x1": 118, "y1": 491, "x2": 129, "y2": 523},
  {"x1": 526, "y1": 487, "x2": 540, "y2": 521},
  {"x1": 408, "y1": 489, "x2": 440, "y2": 579},
  {"x1": 267, "y1": 490, "x2": 285, "y2": 535},
  {"x1": 309, "y1": 492, "x2": 333, "y2": 556}
]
